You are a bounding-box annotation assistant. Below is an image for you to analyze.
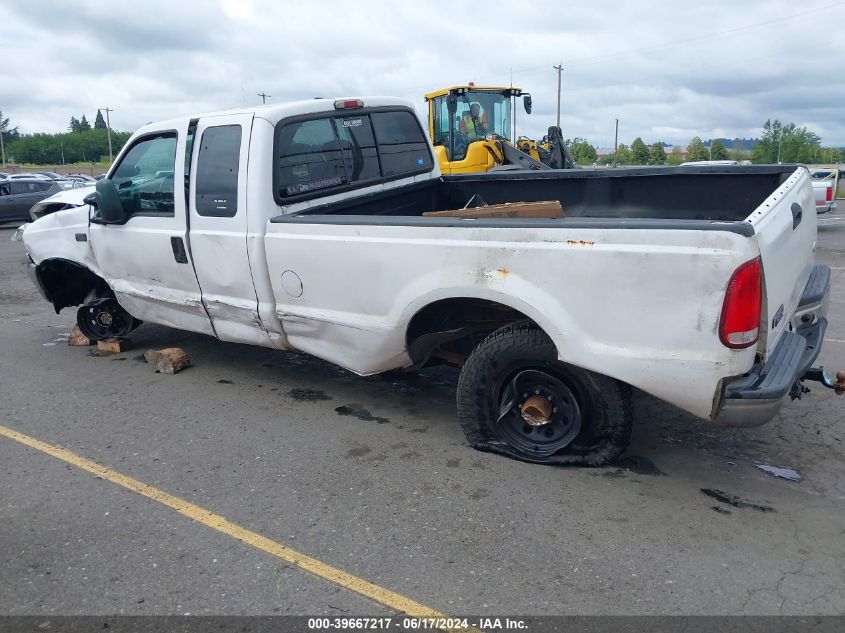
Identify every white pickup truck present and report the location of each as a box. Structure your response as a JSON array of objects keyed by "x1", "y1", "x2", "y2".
[
  {"x1": 811, "y1": 170, "x2": 838, "y2": 214},
  {"x1": 20, "y1": 97, "x2": 841, "y2": 466}
]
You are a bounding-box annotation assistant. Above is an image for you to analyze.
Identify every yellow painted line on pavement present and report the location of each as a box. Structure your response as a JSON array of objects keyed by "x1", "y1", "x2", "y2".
[{"x1": 0, "y1": 423, "x2": 475, "y2": 631}]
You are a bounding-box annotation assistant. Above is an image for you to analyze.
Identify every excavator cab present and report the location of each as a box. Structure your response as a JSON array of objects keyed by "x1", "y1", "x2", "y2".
[{"x1": 424, "y1": 85, "x2": 572, "y2": 174}]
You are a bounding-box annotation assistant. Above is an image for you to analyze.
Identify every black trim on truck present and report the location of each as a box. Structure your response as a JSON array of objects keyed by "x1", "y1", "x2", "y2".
[
  {"x1": 269, "y1": 213, "x2": 757, "y2": 236},
  {"x1": 799, "y1": 264, "x2": 831, "y2": 307}
]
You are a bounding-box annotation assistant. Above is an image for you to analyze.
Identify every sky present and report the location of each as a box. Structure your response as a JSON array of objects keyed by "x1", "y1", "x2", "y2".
[{"x1": 2, "y1": 0, "x2": 844, "y2": 150}]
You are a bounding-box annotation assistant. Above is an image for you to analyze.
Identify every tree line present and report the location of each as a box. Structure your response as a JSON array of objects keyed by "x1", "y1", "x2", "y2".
[
  {"x1": 0, "y1": 109, "x2": 131, "y2": 165},
  {"x1": 567, "y1": 119, "x2": 843, "y2": 166}
]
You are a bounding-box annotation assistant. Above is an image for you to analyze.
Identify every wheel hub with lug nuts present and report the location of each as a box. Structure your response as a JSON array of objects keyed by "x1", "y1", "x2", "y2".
[
  {"x1": 520, "y1": 394, "x2": 553, "y2": 426},
  {"x1": 495, "y1": 368, "x2": 582, "y2": 458},
  {"x1": 96, "y1": 311, "x2": 114, "y2": 326}
]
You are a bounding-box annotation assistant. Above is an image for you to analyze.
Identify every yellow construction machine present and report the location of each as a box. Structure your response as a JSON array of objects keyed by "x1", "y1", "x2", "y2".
[{"x1": 423, "y1": 84, "x2": 575, "y2": 174}]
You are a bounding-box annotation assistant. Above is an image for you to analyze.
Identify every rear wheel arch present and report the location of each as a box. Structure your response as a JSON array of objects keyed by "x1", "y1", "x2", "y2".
[{"x1": 404, "y1": 296, "x2": 557, "y2": 368}]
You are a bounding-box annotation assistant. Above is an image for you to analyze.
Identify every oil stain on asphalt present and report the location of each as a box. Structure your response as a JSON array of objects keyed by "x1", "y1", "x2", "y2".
[
  {"x1": 288, "y1": 388, "x2": 332, "y2": 402},
  {"x1": 335, "y1": 404, "x2": 390, "y2": 425},
  {"x1": 700, "y1": 488, "x2": 776, "y2": 513}
]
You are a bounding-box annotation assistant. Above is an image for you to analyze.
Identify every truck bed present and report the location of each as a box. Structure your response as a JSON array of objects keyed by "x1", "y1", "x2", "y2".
[{"x1": 287, "y1": 165, "x2": 798, "y2": 224}]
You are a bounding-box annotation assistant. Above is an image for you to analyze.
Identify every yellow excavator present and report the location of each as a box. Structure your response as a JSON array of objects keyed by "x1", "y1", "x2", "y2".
[{"x1": 423, "y1": 84, "x2": 576, "y2": 174}]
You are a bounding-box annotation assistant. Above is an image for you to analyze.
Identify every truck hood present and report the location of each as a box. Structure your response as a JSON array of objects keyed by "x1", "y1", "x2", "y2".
[{"x1": 29, "y1": 184, "x2": 94, "y2": 220}]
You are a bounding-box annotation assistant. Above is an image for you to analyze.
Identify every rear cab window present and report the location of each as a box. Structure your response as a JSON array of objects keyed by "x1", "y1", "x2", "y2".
[{"x1": 273, "y1": 107, "x2": 433, "y2": 204}]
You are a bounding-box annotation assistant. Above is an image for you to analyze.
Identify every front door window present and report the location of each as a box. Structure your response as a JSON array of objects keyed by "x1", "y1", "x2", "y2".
[{"x1": 111, "y1": 133, "x2": 177, "y2": 217}]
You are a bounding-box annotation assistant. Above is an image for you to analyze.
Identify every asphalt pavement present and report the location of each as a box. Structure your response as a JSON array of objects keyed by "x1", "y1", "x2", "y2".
[{"x1": 0, "y1": 210, "x2": 844, "y2": 618}]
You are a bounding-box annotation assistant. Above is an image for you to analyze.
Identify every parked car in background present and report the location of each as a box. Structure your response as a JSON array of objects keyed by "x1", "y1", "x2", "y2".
[
  {"x1": 812, "y1": 174, "x2": 837, "y2": 213},
  {"x1": 0, "y1": 178, "x2": 65, "y2": 223},
  {"x1": 810, "y1": 168, "x2": 839, "y2": 179},
  {"x1": 9, "y1": 173, "x2": 53, "y2": 181},
  {"x1": 65, "y1": 174, "x2": 96, "y2": 182},
  {"x1": 680, "y1": 160, "x2": 740, "y2": 166},
  {"x1": 33, "y1": 171, "x2": 62, "y2": 180},
  {"x1": 0, "y1": 172, "x2": 10, "y2": 181}
]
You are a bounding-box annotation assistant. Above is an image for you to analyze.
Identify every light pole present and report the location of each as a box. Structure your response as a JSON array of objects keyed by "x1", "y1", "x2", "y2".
[
  {"x1": 553, "y1": 63, "x2": 563, "y2": 129},
  {"x1": 258, "y1": 92, "x2": 271, "y2": 104},
  {"x1": 613, "y1": 118, "x2": 619, "y2": 168},
  {"x1": 100, "y1": 107, "x2": 114, "y2": 164}
]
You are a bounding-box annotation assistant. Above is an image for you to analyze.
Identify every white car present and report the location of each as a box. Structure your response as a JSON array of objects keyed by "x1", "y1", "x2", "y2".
[{"x1": 19, "y1": 97, "x2": 840, "y2": 466}]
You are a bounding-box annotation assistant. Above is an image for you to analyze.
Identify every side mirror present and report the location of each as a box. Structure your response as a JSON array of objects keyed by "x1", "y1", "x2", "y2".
[
  {"x1": 447, "y1": 92, "x2": 458, "y2": 112},
  {"x1": 90, "y1": 178, "x2": 126, "y2": 224},
  {"x1": 523, "y1": 94, "x2": 532, "y2": 114}
]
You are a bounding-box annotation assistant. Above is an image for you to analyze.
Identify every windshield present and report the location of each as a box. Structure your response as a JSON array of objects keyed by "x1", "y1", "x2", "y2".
[{"x1": 432, "y1": 90, "x2": 513, "y2": 159}]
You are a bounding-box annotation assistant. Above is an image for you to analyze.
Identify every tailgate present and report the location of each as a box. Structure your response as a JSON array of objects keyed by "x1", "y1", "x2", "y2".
[{"x1": 748, "y1": 168, "x2": 816, "y2": 358}]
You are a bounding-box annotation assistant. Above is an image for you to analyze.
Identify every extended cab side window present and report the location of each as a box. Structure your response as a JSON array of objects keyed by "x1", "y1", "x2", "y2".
[
  {"x1": 371, "y1": 111, "x2": 433, "y2": 176},
  {"x1": 195, "y1": 125, "x2": 242, "y2": 217},
  {"x1": 111, "y1": 133, "x2": 177, "y2": 217}
]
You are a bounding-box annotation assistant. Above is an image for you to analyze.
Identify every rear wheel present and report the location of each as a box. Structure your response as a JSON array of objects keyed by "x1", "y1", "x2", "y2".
[
  {"x1": 76, "y1": 299, "x2": 139, "y2": 341},
  {"x1": 456, "y1": 320, "x2": 632, "y2": 466}
]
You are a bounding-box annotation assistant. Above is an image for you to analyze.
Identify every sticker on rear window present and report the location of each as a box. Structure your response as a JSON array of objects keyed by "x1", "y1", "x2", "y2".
[
  {"x1": 285, "y1": 177, "x2": 345, "y2": 195},
  {"x1": 342, "y1": 118, "x2": 363, "y2": 128}
]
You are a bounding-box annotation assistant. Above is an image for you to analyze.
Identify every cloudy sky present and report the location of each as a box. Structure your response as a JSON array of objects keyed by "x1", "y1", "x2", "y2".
[{"x1": 3, "y1": 0, "x2": 844, "y2": 150}]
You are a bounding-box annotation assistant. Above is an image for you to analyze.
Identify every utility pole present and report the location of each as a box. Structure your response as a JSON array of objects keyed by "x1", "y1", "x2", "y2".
[
  {"x1": 613, "y1": 118, "x2": 619, "y2": 168},
  {"x1": 258, "y1": 92, "x2": 271, "y2": 104},
  {"x1": 553, "y1": 62, "x2": 563, "y2": 129},
  {"x1": 100, "y1": 107, "x2": 114, "y2": 164},
  {"x1": 0, "y1": 129, "x2": 4, "y2": 168}
]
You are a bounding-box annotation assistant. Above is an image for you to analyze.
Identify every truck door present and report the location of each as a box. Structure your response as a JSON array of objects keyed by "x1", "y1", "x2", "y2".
[
  {"x1": 88, "y1": 126, "x2": 215, "y2": 336},
  {"x1": 187, "y1": 114, "x2": 269, "y2": 346}
]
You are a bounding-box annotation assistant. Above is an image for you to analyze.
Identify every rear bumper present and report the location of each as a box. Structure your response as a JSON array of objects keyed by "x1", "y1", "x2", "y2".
[
  {"x1": 713, "y1": 264, "x2": 830, "y2": 427},
  {"x1": 816, "y1": 201, "x2": 836, "y2": 214}
]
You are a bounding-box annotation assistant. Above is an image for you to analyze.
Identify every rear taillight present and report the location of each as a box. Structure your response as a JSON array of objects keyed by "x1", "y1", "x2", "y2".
[
  {"x1": 334, "y1": 99, "x2": 364, "y2": 110},
  {"x1": 826, "y1": 185, "x2": 833, "y2": 202},
  {"x1": 719, "y1": 257, "x2": 762, "y2": 349}
]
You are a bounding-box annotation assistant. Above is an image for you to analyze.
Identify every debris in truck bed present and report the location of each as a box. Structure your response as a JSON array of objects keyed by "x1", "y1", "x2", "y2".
[
  {"x1": 422, "y1": 200, "x2": 564, "y2": 219},
  {"x1": 144, "y1": 347, "x2": 191, "y2": 374},
  {"x1": 97, "y1": 338, "x2": 133, "y2": 353},
  {"x1": 68, "y1": 326, "x2": 94, "y2": 346}
]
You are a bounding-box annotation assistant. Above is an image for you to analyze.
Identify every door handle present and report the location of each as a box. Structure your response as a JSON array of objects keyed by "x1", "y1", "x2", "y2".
[
  {"x1": 791, "y1": 202, "x2": 802, "y2": 230},
  {"x1": 170, "y1": 236, "x2": 189, "y2": 264}
]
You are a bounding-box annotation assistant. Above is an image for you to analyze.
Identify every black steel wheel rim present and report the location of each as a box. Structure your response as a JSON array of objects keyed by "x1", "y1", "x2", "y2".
[
  {"x1": 78, "y1": 301, "x2": 133, "y2": 340},
  {"x1": 494, "y1": 368, "x2": 582, "y2": 458}
]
